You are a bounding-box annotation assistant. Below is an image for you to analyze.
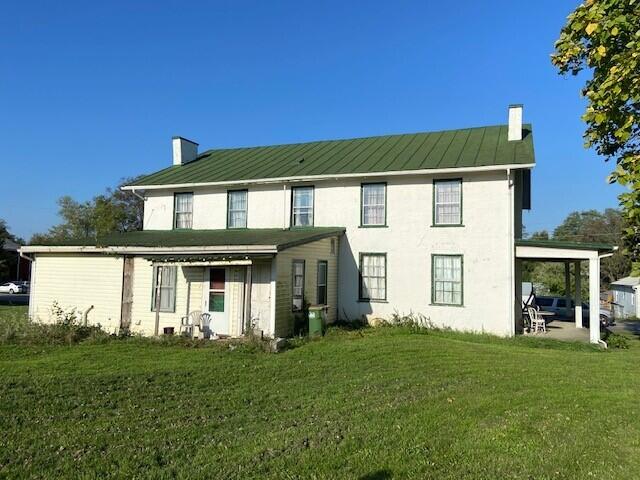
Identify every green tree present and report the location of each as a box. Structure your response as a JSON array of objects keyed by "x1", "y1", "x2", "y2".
[
  {"x1": 30, "y1": 177, "x2": 144, "y2": 244},
  {"x1": 552, "y1": 0, "x2": 640, "y2": 274}
]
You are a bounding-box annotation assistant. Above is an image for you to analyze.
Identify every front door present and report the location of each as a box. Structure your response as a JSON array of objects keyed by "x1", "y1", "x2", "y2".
[
  {"x1": 203, "y1": 267, "x2": 229, "y2": 335},
  {"x1": 250, "y1": 262, "x2": 272, "y2": 333}
]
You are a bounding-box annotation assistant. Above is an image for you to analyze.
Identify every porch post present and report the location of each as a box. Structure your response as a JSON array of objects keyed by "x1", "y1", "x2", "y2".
[
  {"x1": 589, "y1": 257, "x2": 600, "y2": 344},
  {"x1": 574, "y1": 260, "x2": 582, "y2": 328},
  {"x1": 564, "y1": 261, "x2": 571, "y2": 318}
]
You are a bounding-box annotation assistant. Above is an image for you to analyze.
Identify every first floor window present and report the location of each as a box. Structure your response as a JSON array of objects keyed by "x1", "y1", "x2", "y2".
[
  {"x1": 359, "y1": 253, "x2": 386, "y2": 301},
  {"x1": 292, "y1": 186, "x2": 314, "y2": 226},
  {"x1": 317, "y1": 261, "x2": 328, "y2": 305},
  {"x1": 174, "y1": 192, "x2": 193, "y2": 229},
  {"x1": 292, "y1": 260, "x2": 305, "y2": 311},
  {"x1": 433, "y1": 179, "x2": 462, "y2": 225},
  {"x1": 432, "y1": 255, "x2": 463, "y2": 306},
  {"x1": 227, "y1": 190, "x2": 248, "y2": 228},
  {"x1": 151, "y1": 266, "x2": 177, "y2": 312},
  {"x1": 361, "y1": 183, "x2": 386, "y2": 226}
]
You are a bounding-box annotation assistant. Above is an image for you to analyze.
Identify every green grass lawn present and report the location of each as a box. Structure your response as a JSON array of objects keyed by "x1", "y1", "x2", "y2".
[{"x1": 1, "y1": 326, "x2": 640, "y2": 479}]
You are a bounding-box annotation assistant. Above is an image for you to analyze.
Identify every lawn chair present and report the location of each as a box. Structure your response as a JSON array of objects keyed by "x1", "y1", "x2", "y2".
[
  {"x1": 199, "y1": 313, "x2": 212, "y2": 339},
  {"x1": 180, "y1": 310, "x2": 202, "y2": 338},
  {"x1": 527, "y1": 306, "x2": 546, "y2": 334}
]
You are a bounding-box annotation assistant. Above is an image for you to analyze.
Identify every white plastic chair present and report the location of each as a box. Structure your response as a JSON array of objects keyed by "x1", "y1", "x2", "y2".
[
  {"x1": 527, "y1": 306, "x2": 546, "y2": 334},
  {"x1": 199, "y1": 313, "x2": 212, "y2": 339},
  {"x1": 180, "y1": 310, "x2": 202, "y2": 337}
]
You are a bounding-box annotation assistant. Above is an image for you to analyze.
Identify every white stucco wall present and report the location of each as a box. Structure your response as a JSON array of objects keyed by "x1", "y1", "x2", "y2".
[{"x1": 140, "y1": 170, "x2": 515, "y2": 336}]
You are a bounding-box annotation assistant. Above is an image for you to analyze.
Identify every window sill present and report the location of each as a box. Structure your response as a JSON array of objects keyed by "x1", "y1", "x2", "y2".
[
  {"x1": 358, "y1": 299, "x2": 388, "y2": 304},
  {"x1": 429, "y1": 303, "x2": 464, "y2": 308},
  {"x1": 358, "y1": 225, "x2": 388, "y2": 229},
  {"x1": 431, "y1": 224, "x2": 465, "y2": 228}
]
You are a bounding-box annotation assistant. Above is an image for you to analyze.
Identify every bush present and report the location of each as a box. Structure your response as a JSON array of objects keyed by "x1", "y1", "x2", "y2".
[
  {"x1": 0, "y1": 301, "x2": 110, "y2": 345},
  {"x1": 604, "y1": 332, "x2": 630, "y2": 349}
]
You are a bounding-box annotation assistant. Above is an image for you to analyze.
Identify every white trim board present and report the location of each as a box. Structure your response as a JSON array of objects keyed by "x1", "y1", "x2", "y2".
[{"x1": 122, "y1": 163, "x2": 536, "y2": 191}]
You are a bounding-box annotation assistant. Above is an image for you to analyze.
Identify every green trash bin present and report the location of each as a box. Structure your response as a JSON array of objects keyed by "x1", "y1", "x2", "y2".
[{"x1": 308, "y1": 305, "x2": 325, "y2": 337}]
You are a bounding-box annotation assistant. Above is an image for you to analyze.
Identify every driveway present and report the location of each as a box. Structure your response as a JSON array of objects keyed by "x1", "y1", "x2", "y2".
[{"x1": 0, "y1": 293, "x2": 29, "y2": 305}]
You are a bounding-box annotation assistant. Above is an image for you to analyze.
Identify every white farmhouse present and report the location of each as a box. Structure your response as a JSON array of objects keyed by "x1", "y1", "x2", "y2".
[{"x1": 22, "y1": 106, "x2": 614, "y2": 343}]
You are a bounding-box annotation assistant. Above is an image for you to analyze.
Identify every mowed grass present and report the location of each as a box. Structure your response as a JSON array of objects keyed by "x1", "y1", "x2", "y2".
[{"x1": 2, "y1": 322, "x2": 640, "y2": 479}]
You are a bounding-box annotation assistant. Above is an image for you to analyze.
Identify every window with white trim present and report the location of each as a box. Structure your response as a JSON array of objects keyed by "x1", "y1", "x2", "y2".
[
  {"x1": 292, "y1": 260, "x2": 305, "y2": 311},
  {"x1": 433, "y1": 179, "x2": 462, "y2": 225},
  {"x1": 227, "y1": 190, "x2": 248, "y2": 228},
  {"x1": 151, "y1": 266, "x2": 177, "y2": 312},
  {"x1": 292, "y1": 186, "x2": 314, "y2": 226},
  {"x1": 361, "y1": 183, "x2": 386, "y2": 226},
  {"x1": 174, "y1": 192, "x2": 193, "y2": 229},
  {"x1": 432, "y1": 255, "x2": 463, "y2": 306},
  {"x1": 360, "y1": 253, "x2": 386, "y2": 301}
]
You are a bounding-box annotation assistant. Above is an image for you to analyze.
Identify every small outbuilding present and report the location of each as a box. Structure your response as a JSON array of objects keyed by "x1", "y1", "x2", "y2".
[{"x1": 610, "y1": 277, "x2": 640, "y2": 319}]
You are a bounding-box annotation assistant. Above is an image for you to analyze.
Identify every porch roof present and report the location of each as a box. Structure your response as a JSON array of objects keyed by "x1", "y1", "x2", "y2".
[{"x1": 21, "y1": 227, "x2": 345, "y2": 254}]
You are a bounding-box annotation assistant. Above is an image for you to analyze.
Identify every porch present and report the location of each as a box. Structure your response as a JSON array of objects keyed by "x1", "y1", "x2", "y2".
[{"x1": 515, "y1": 239, "x2": 616, "y2": 345}]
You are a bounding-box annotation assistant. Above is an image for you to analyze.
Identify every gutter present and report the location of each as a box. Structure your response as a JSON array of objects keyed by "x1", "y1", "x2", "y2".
[
  {"x1": 20, "y1": 245, "x2": 280, "y2": 255},
  {"x1": 121, "y1": 163, "x2": 536, "y2": 191}
]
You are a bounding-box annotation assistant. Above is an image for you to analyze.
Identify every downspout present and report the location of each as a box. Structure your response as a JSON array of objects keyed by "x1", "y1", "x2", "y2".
[
  {"x1": 19, "y1": 250, "x2": 35, "y2": 319},
  {"x1": 282, "y1": 184, "x2": 287, "y2": 230},
  {"x1": 130, "y1": 188, "x2": 146, "y2": 201}
]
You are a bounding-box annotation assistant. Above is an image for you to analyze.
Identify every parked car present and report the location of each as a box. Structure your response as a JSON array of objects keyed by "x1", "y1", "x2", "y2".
[
  {"x1": 17, "y1": 281, "x2": 30, "y2": 293},
  {"x1": 534, "y1": 296, "x2": 613, "y2": 326},
  {"x1": 0, "y1": 281, "x2": 27, "y2": 294}
]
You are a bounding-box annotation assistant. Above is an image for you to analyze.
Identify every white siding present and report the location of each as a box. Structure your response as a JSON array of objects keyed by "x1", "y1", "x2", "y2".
[
  {"x1": 30, "y1": 254, "x2": 124, "y2": 333},
  {"x1": 128, "y1": 259, "x2": 247, "y2": 336},
  {"x1": 274, "y1": 236, "x2": 340, "y2": 337}
]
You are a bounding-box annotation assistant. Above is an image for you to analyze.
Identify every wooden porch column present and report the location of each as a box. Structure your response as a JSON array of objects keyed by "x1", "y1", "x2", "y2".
[
  {"x1": 574, "y1": 261, "x2": 582, "y2": 328},
  {"x1": 243, "y1": 265, "x2": 252, "y2": 334},
  {"x1": 564, "y1": 262, "x2": 572, "y2": 318},
  {"x1": 589, "y1": 257, "x2": 600, "y2": 344}
]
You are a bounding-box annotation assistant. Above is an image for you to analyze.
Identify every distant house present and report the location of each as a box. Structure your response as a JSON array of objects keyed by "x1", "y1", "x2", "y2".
[
  {"x1": 21, "y1": 105, "x2": 615, "y2": 343},
  {"x1": 610, "y1": 277, "x2": 640, "y2": 319}
]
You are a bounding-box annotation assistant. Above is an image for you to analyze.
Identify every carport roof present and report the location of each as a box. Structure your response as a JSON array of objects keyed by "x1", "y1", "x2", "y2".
[{"x1": 514, "y1": 239, "x2": 615, "y2": 254}]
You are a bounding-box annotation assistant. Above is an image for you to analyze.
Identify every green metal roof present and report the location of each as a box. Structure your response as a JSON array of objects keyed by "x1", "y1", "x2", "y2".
[
  {"x1": 127, "y1": 124, "x2": 535, "y2": 187},
  {"x1": 515, "y1": 239, "x2": 615, "y2": 253},
  {"x1": 32, "y1": 228, "x2": 345, "y2": 251}
]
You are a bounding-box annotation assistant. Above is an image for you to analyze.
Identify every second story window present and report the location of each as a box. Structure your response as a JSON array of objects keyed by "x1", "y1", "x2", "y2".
[
  {"x1": 361, "y1": 183, "x2": 386, "y2": 226},
  {"x1": 292, "y1": 186, "x2": 314, "y2": 227},
  {"x1": 433, "y1": 179, "x2": 462, "y2": 226},
  {"x1": 174, "y1": 192, "x2": 193, "y2": 229},
  {"x1": 227, "y1": 190, "x2": 248, "y2": 228}
]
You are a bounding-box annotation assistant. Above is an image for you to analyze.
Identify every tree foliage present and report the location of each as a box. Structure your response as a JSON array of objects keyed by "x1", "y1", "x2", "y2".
[
  {"x1": 0, "y1": 219, "x2": 25, "y2": 281},
  {"x1": 552, "y1": 0, "x2": 640, "y2": 274},
  {"x1": 30, "y1": 177, "x2": 144, "y2": 244},
  {"x1": 523, "y1": 209, "x2": 631, "y2": 296}
]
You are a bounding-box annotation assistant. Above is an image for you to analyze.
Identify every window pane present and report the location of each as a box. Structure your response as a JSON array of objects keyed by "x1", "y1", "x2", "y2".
[
  {"x1": 152, "y1": 266, "x2": 176, "y2": 312},
  {"x1": 210, "y1": 268, "x2": 225, "y2": 290},
  {"x1": 210, "y1": 293, "x2": 225, "y2": 312},
  {"x1": 362, "y1": 184, "x2": 386, "y2": 225},
  {"x1": 360, "y1": 254, "x2": 386, "y2": 300},
  {"x1": 292, "y1": 187, "x2": 314, "y2": 226},
  {"x1": 434, "y1": 180, "x2": 461, "y2": 225},
  {"x1": 174, "y1": 193, "x2": 193, "y2": 229},
  {"x1": 432, "y1": 255, "x2": 462, "y2": 305},
  {"x1": 228, "y1": 191, "x2": 248, "y2": 228}
]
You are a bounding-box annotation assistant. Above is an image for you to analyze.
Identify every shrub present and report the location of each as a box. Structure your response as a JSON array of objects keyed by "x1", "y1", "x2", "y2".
[
  {"x1": 604, "y1": 332, "x2": 630, "y2": 349},
  {"x1": 0, "y1": 301, "x2": 110, "y2": 345}
]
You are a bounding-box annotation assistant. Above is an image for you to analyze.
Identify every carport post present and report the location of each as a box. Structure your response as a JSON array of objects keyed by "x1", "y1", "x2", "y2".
[
  {"x1": 564, "y1": 262, "x2": 572, "y2": 318},
  {"x1": 574, "y1": 261, "x2": 582, "y2": 328},
  {"x1": 589, "y1": 257, "x2": 600, "y2": 344}
]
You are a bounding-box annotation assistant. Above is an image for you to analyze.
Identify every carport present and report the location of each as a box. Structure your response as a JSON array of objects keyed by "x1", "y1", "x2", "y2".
[{"x1": 515, "y1": 239, "x2": 616, "y2": 345}]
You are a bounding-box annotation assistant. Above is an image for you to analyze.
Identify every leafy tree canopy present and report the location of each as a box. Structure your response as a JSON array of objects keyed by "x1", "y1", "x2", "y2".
[
  {"x1": 552, "y1": 0, "x2": 640, "y2": 274},
  {"x1": 30, "y1": 177, "x2": 144, "y2": 244}
]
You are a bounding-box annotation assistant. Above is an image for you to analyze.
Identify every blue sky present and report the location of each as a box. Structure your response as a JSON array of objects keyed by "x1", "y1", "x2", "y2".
[{"x1": 1, "y1": 0, "x2": 622, "y2": 240}]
